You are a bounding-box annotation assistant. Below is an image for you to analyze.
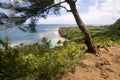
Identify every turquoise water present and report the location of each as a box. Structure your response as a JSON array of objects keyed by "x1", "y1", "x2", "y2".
[{"x1": 0, "y1": 24, "x2": 77, "y2": 46}]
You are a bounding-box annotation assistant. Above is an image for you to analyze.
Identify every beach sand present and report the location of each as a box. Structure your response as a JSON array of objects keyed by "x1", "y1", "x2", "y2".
[
  {"x1": 9, "y1": 40, "x2": 36, "y2": 47},
  {"x1": 54, "y1": 29, "x2": 65, "y2": 42},
  {"x1": 9, "y1": 28, "x2": 65, "y2": 47}
]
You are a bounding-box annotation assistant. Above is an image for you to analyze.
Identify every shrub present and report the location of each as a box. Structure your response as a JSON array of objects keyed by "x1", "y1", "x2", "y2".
[{"x1": 0, "y1": 39, "x2": 84, "y2": 80}]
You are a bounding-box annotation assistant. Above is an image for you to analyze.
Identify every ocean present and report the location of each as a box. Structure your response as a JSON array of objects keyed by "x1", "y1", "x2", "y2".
[{"x1": 0, "y1": 24, "x2": 77, "y2": 47}]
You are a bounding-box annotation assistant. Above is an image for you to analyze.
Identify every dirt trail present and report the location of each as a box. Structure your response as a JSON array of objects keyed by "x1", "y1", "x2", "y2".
[{"x1": 60, "y1": 46, "x2": 120, "y2": 80}]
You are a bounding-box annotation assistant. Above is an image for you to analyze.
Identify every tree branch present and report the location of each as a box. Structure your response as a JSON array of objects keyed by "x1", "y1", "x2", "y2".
[
  {"x1": 60, "y1": 6, "x2": 71, "y2": 12},
  {"x1": 39, "y1": 1, "x2": 66, "y2": 13}
]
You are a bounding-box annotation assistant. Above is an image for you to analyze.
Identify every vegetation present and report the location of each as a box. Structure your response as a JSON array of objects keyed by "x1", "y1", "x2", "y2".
[
  {"x1": 0, "y1": 0, "x2": 96, "y2": 79},
  {"x1": 59, "y1": 19, "x2": 120, "y2": 47},
  {"x1": 0, "y1": 19, "x2": 119, "y2": 80},
  {"x1": 0, "y1": 0, "x2": 96, "y2": 53},
  {"x1": 93, "y1": 19, "x2": 120, "y2": 46},
  {"x1": 0, "y1": 0, "x2": 59, "y2": 30},
  {"x1": 0, "y1": 0, "x2": 120, "y2": 79},
  {"x1": 0, "y1": 38, "x2": 84, "y2": 80}
]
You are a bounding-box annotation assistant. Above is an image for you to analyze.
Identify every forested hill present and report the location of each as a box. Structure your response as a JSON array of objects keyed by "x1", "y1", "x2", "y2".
[
  {"x1": 109, "y1": 18, "x2": 120, "y2": 34},
  {"x1": 59, "y1": 18, "x2": 120, "y2": 46},
  {"x1": 105, "y1": 18, "x2": 120, "y2": 40},
  {"x1": 113, "y1": 18, "x2": 120, "y2": 25}
]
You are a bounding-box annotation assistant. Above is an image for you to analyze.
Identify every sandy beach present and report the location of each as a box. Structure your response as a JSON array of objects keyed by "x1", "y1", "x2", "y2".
[
  {"x1": 8, "y1": 28, "x2": 65, "y2": 47},
  {"x1": 54, "y1": 29, "x2": 66, "y2": 42},
  {"x1": 9, "y1": 40, "x2": 36, "y2": 47}
]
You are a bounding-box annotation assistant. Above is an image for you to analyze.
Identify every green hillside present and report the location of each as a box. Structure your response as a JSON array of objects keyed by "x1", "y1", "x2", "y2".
[
  {"x1": 109, "y1": 19, "x2": 120, "y2": 37},
  {"x1": 59, "y1": 19, "x2": 120, "y2": 46}
]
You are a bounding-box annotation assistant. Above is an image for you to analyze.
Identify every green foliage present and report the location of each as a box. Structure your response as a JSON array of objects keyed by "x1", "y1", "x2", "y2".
[
  {"x1": 28, "y1": 19, "x2": 37, "y2": 32},
  {"x1": 93, "y1": 20, "x2": 120, "y2": 46},
  {"x1": 58, "y1": 27, "x2": 106, "y2": 44},
  {"x1": 0, "y1": 0, "x2": 61, "y2": 31},
  {"x1": 59, "y1": 22, "x2": 120, "y2": 47},
  {"x1": 0, "y1": 38, "x2": 9, "y2": 50},
  {"x1": 58, "y1": 27, "x2": 84, "y2": 43},
  {"x1": 0, "y1": 38, "x2": 84, "y2": 80},
  {"x1": 57, "y1": 40, "x2": 62, "y2": 46},
  {"x1": 36, "y1": 42, "x2": 84, "y2": 80}
]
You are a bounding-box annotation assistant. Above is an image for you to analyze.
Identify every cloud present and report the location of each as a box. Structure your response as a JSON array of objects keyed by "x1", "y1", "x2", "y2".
[
  {"x1": 1, "y1": 0, "x2": 119, "y2": 25},
  {"x1": 81, "y1": 0, "x2": 120, "y2": 25},
  {"x1": 38, "y1": 0, "x2": 120, "y2": 25},
  {"x1": 37, "y1": 13, "x2": 76, "y2": 24},
  {"x1": 37, "y1": 0, "x2": 80, "y2": 24},
  {"x1": 37, "y1": 0, "x2": 76, "y2": 24}
]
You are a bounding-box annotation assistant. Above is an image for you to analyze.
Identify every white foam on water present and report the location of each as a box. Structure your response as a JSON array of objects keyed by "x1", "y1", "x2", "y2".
[
  {"x1": 44, "y1": 28, "x2": 51, "y2": 31},
  {"x1": 8, "y1": 28, "x2": 64, "y2": 47}
]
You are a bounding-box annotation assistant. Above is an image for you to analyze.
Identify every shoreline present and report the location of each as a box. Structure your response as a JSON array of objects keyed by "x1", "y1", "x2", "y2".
[
  {"x1": 8, "y1": 28, "x2": 66, "y2": 47},
  {"x1": 9, "y1": 40, "x2": 37, "y2": 47},
  {"x1": 54, "y1": 28, "x2": 66, "y2": 43}
]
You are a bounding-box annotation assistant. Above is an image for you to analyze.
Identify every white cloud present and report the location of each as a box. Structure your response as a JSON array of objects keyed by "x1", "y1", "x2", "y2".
[
  {"x1": 37, "y1": 13, "x2": 76, "y2": 24},
  {"x1": 1, "y1": 0, "x2": 120, "y2": 25},
  {"x1": 37, "y1": 0, "x2": 81, "y2": 24},
  {"x1": 37, "y1": 0, "x2": 120, "y2": 25},
  {"x1": 81, "y1": 0, "x2": 120, "y2": 25}
]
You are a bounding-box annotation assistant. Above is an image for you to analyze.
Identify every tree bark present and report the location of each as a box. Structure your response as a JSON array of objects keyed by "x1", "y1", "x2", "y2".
[{"x1": 66, "y1": 0, "x2": 96, "y2": 53}]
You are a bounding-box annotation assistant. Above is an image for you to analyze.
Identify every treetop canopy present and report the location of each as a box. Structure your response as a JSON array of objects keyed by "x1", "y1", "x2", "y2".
[{"x1": 0, "y1": 0, "x2": 62, "y2": 26}]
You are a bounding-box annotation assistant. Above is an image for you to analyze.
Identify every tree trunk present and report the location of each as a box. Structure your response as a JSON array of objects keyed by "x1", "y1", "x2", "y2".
[{"x1": 66, "y1": 0, "x2": 96, "y2": 53}]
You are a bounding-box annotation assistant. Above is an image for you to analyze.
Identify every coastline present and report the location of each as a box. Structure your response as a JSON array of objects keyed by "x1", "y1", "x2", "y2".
[
  {"x1": 54, "y1": 28, "x2": 66, "y2": 42},
  {"x1": 9, "y1": 40, "x2": 36, "y2": 47},
  {"x1": 8, "y1": 28, "x2": 66, "y2": 47}
]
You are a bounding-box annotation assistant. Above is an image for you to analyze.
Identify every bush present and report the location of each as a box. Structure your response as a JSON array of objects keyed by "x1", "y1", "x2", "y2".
[
  {"x1": 59, "y1": 25, "x2": 120, "y2": 46},
  {"x1": 0, "y1": 39, "x2": 84, "y2": 80}
]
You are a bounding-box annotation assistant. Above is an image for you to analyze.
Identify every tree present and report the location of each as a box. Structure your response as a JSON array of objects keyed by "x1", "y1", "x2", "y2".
[
  {"x1": 66, "y1": 0, "x2": 96, "y2": 53},
  {"x1": 28, "y1": 18, "x2": 37, "y2": 32},
  {"x1": 0, "y1": 0, "x2": 56, "y2": 30},
  {"x1": 0, "y1": 0, "x2": 97, "y2": 53}
]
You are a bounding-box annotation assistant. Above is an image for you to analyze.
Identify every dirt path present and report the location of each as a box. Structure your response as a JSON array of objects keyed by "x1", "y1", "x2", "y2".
[{"x1": 60, "y1": 46, "x2": 120, "y2": 80}]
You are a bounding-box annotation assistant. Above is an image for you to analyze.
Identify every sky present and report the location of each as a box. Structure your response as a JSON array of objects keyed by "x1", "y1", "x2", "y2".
[
  {"x1": 0, "y1": 0, "x2": 120, "y2": 25},
  {"x1": 37, "y1": 0, "x2": 120, "y2": 25}
]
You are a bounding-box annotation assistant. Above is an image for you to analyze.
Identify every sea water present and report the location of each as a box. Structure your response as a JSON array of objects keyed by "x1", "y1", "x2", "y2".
[{"x1": 0, "y1": 24, "x2": 77, "y2": 47}]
